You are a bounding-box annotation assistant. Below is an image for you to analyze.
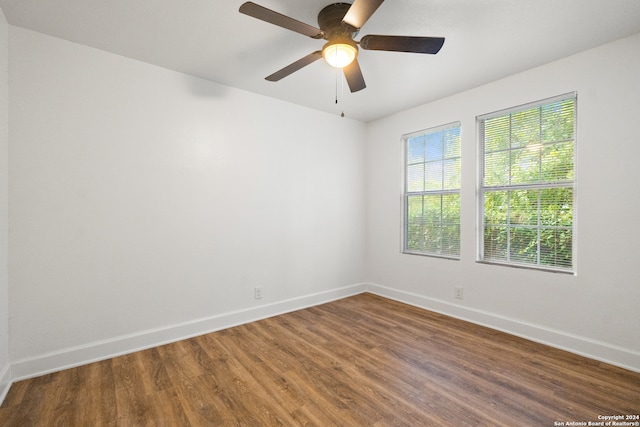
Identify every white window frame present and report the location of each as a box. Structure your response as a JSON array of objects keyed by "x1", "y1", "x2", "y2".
[
  {"x1": 402, "y1": 121, "x2": 462, "y2": 259},
  {"x1": 477, "y1": 93, "x2": 577, "y2": 273}
]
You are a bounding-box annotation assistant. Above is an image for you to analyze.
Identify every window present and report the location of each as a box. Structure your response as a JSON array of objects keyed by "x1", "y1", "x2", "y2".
[
  {"x1": 403, "y1": 122, "x2": 461, "y2": 258},
  {"x1": 478, "y1": 93, "x2": 576, "y2": 272}
]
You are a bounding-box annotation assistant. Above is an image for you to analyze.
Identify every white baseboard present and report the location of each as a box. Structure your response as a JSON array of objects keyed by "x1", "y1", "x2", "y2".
[
  {"x1": 10, "y1": 283, "x2": 368, "y2": 381},
  {"x1": 365, "y1": 282, "x2": 640, "y2": 373},
  {"x1": 0, "y1": 363, "x2": 11, "y2": 406}
]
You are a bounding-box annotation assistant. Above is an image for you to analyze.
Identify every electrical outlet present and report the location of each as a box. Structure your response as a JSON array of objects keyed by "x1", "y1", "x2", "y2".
[
  {"x1": 254, "y1": 287, "x2": 263, "y2": 299},
  {"x1": 454, "y1": 286, "x2": 464, "y2": 300}
]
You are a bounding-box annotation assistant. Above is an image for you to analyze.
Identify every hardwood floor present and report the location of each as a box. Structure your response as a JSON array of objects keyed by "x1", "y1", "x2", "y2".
[{"x1": 1, "y1": 293, "x2": 639, "y2": 426}]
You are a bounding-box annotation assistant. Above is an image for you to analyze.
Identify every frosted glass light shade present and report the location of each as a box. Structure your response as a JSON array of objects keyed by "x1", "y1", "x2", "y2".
[{"x1": 322, "y1": 42, "x2": 357, "y2": 68}]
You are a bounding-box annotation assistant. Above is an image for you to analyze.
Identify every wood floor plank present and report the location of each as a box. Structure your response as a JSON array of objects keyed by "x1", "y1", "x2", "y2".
[
  {"x1": 1, "y1": 293, "x2": 639, "y2": 426},
  {"x1": 113, "y1": 355, "x2": 155, "y2": 427}
]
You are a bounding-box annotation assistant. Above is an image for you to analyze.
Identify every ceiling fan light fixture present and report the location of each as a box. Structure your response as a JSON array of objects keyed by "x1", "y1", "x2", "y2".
[
  {"x1": 322, "y1": 40, "x2": 357, "y2": 69},
  {"x1": 239, "y1": 1, "x2": 446, "y2": 93}
]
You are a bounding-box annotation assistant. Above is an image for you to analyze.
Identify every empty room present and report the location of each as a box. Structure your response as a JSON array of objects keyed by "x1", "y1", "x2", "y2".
[{"x1": 1, "y1": 0, "x2": 639, "y2": 425}]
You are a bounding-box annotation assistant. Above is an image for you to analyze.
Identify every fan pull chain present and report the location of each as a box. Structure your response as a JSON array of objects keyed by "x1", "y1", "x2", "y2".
[
  {"x1": 334, "y1": 68, "x2": 345, "y2": 117},
  {"x1": 341, "y1": 72, "x2": 345, "y2": 117},
  {"x1": 335, "y1": 68, "x2": 339, "y2": 104}
]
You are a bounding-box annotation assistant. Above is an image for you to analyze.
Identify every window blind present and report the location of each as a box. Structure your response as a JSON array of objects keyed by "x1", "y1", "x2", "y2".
[
  {"x1": 404, "y1": 122, "x2": 461, "y2": 258},
  {"x1": 479, "y1": 93, "x2": 576, "y2": 272}
]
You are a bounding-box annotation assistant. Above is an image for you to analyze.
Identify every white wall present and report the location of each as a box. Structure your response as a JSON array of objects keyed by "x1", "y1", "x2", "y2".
[
  {"x1": 8, "y1": 27, "x2": 366, "y2": 377},
  {"x1": 365, "y1": 32, "x2": 640, "y2": 371},
  {"x1": 0, "y1": 5, "x2": 10, "y2": 400}
]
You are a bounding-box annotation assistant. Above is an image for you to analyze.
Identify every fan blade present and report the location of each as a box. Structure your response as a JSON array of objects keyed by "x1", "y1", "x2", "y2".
[
  {"x1": 343, "y1": 59, "x2": 366, "y2": 93},
  {"x1": 342, "y1": 0, "x2": 385, "y2": 30},
  {"x1": 239, "y1": 2, "x2": 324, "y2": 39},
  {"x1": 265, "y1": 51, "x2": 323, "y2": 82},
  {"x1": 360, "y1": 35, "x2": 445, "y2": 54}
]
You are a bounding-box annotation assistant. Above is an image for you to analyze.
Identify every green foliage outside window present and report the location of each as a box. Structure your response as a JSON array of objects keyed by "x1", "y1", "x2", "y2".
[
  {"x1": 481, "y1": 97, "x2": 575, "y2": 270},
  {"x1": 405, "y1": 123, "x2": 461, "y2": 257}
]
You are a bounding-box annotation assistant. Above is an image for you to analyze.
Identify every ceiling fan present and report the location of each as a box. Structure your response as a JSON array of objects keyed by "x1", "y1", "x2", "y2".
[{"x1": 239, "y1": 0, "x2": 445, "y2": 93}]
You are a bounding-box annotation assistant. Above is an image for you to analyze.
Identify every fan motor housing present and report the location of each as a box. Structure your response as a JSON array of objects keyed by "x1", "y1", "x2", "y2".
[{"x1": 318, "y1": 3, "x2": 358, "y2": 38}]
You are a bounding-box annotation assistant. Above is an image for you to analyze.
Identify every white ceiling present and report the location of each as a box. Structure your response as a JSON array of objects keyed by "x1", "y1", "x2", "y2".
[{"x1": 1, "y1": 0, "x2": 640, "y2": 122}]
